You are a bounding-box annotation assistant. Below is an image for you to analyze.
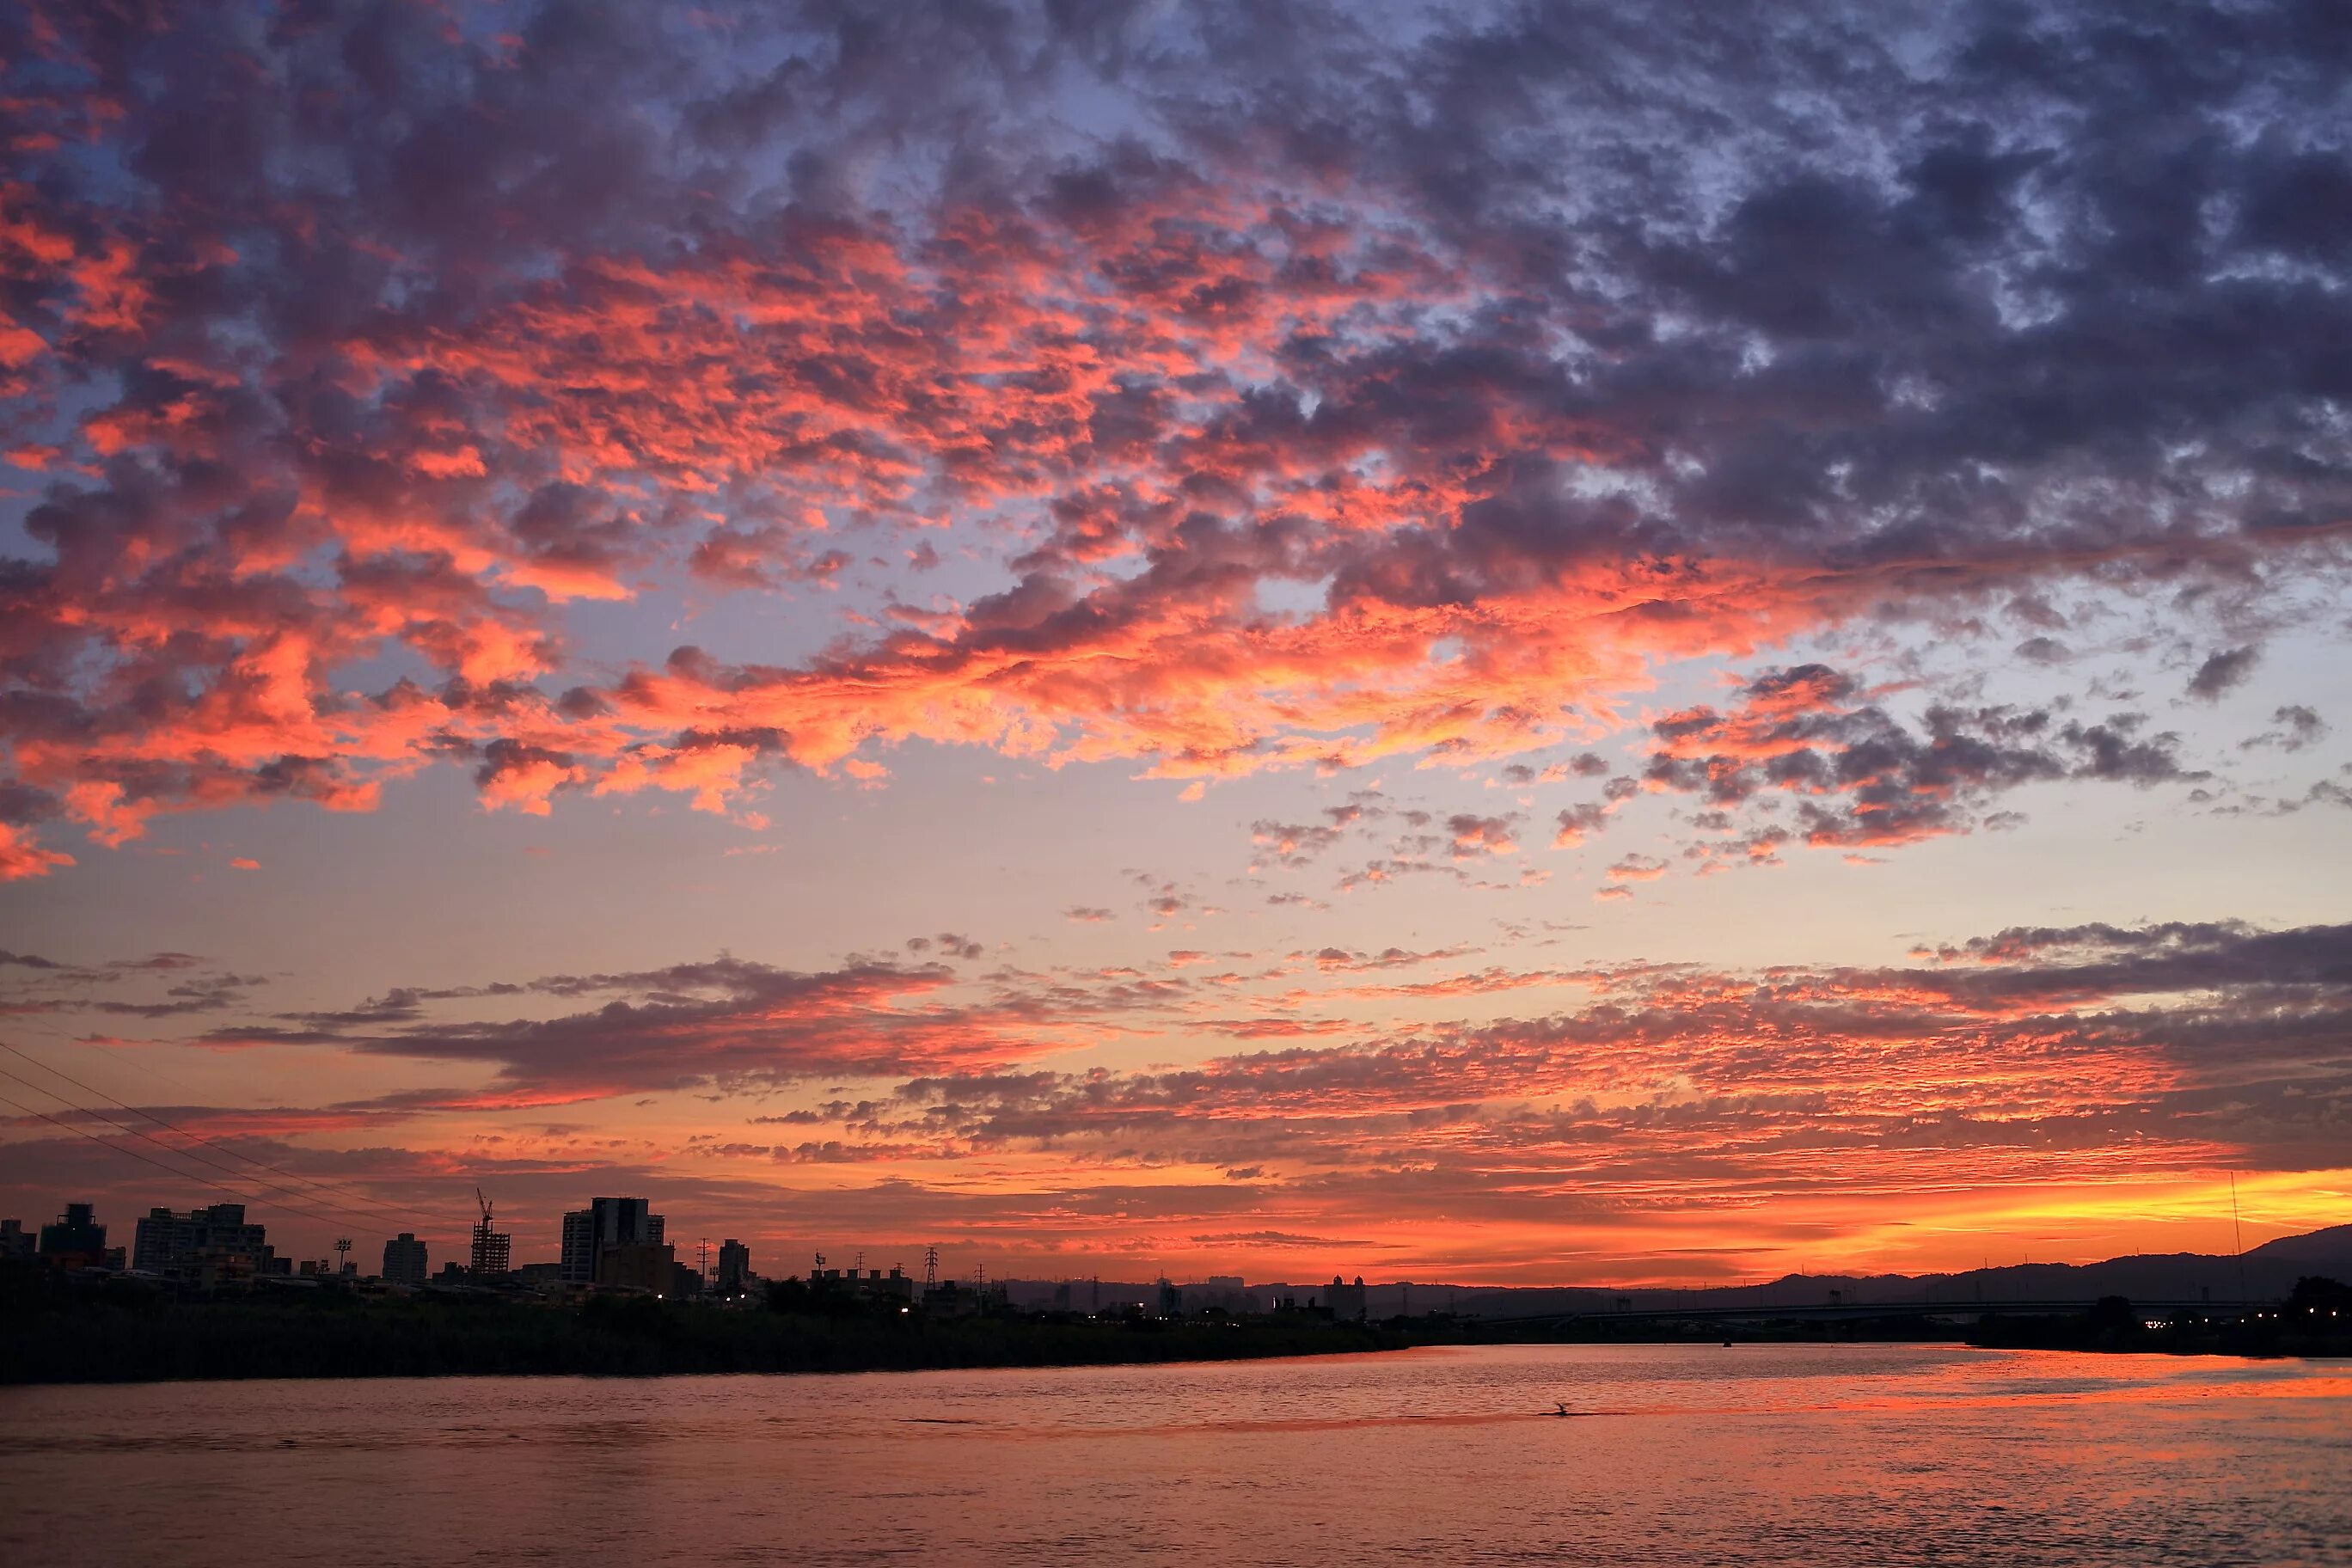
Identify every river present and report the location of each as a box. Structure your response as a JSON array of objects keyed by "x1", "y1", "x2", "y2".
[{"x1": 2, "y1": 1344, "x2": 2347, "y2": 1565}]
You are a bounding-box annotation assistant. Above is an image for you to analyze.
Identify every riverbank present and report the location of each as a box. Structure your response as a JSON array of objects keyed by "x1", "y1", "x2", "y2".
[
  {"x1": 1948, "y1": 1277, "x2": 2352, "y2": 1357},
  {"x1": 0, "y1": 1286, "x2": 1402, "y2": 1384},
  {"x1": 1464, "y1": 1311, "x2": 2352, "y2": 1359},
  {"x1": 1962, "y1": 1303, "x2": 2352, "y2": 1358},
  {"x1": 11, "y1": 1274, "x2": 2343, "y2": 1383}
]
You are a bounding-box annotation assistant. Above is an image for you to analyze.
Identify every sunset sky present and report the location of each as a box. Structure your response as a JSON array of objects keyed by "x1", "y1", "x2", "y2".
[{"x1": 1, "y1": 0, "x2": 2347, "y2": 1287}]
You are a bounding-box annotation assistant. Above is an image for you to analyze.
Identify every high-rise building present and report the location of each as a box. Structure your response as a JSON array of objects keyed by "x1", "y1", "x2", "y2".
[
  {"x1": 0, "y1": 1218, "x2": 34, "y2": 1259},
  {"x1": 560, "y1": 1197, "x2": 664, "y2": 1286},
  {"x1": 382, "y1": 1233, "x2": 428, "y2": 1285},
  {"x1": 560, "y1": 1209, "x2": 594, "y2": 1285},
  {"x1": 716, "y1": 1238, "x2": 750, "y2": 1295},
  {"x1": 1326, "y1": 1275, "x2": 1369, "y2": 1321},
  {"x1": 40, "y1": 1203, "x2": 124, "y2": 1270},
  {"x1": 469, "y1": 1217, "x2": 511, "y2": 1277},
  {"x1": 133, "y1": 1204, "x2": 273, "y2": 1278}
]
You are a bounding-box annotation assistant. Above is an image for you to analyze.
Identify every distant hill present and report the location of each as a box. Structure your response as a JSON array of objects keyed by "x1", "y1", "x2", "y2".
[
  {"x1": 994, "y1": 1223, "x2": 2352, "y2": 1320},
  {"x1": 1441, "y1": 1223, "x2": 2352, "y2": 1319},
  {"x1": 2246, "y1": 1223, "x2": 2352, "y2": 1266}
]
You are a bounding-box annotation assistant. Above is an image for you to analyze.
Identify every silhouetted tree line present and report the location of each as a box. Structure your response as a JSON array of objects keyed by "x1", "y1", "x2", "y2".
[
  {"x1": 6, "y1": 1263, "x2": 2343, "y2": 1381},
  {"x1": 1964, "y1": 1277, "x2": 2352, "y2": 1357},
  {"x1": 0, "y1": 1265, "x2": 1393, "y2": 1384}
]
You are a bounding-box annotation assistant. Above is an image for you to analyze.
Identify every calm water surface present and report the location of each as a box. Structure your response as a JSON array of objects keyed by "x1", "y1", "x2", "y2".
[{"x1": 2, "y1": 1344, "x2": 2348, "y2": 1565}]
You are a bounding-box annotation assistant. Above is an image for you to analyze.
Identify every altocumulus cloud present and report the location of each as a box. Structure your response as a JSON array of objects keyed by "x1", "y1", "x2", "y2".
[{"x1": 0, "y1": 0, "x2": 2345, "y2": 873}]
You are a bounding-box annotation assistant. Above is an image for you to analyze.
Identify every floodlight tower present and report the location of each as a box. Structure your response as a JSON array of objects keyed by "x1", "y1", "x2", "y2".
[{"x1": 334, "y1": 1237, "x2": 352, "y2": 1274}]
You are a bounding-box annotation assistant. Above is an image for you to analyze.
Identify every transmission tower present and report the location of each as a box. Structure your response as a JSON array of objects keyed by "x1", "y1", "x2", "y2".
[
  {"x1": 698, "y1": 1237, "x2": 711, "y2": 1283},
  {"x1": 922, "y1": 1244, "x2": 939, "y2": 1291}
]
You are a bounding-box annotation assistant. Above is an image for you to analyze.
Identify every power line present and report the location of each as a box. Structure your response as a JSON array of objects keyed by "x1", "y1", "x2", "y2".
[
  {"x1": 0, "y1": 1064, "x2": 431, "y2": 1239},
  {"x1": 0, "y1": 1087, "x2": 372, "y2": 1239},
  {"x1": 0, "y1": 1038, "x2": 443, "y2": 1222},
  {"x1": 0, "y1": 1061, "x2": 397, "y2": 1234},
  {"x1": 0, "y1": 1039, "x2": 465, "y2": 1234}
]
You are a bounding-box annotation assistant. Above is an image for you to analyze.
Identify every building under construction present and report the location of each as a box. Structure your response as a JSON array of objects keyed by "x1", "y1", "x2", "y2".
[{"x1": 469, "y1": 1189, "x2": 511, "y2": 1277}]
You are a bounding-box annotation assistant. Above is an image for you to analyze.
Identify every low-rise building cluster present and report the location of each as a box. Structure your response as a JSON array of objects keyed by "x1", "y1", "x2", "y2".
[{"x1": 3, "y1": 1194, "x2": 1382, "y2": 1326}]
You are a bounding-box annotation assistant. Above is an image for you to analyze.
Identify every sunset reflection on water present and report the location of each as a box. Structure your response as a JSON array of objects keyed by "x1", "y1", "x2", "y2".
[{"x1": 3, "y1": 1345, "x2": 2347, "y2": 1565}]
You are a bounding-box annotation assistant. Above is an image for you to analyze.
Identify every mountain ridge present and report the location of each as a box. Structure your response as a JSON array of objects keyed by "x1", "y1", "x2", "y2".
[{"x1": 991, "y1": 1223, "x2": 2352, "y2": 1317}]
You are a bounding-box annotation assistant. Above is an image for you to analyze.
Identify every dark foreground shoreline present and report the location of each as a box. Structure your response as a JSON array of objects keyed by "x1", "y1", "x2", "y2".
[
  {"x1": 8, "y1": 1276, "x2": 2344, "y2": 1385},
  {"x1": 1, "y1": 1289, "x2": 1412, "y2": 1385}
]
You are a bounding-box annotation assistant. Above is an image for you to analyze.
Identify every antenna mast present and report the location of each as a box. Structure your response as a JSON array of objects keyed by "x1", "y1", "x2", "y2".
[{"x1": 2229, "y1": 1170, "x2": 2247, "y2": 1305}]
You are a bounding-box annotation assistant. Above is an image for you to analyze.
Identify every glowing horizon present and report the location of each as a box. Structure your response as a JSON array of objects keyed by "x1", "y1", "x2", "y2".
[{"x1": 2, "y1": 0, "x2": 2348, "y2": 1288}]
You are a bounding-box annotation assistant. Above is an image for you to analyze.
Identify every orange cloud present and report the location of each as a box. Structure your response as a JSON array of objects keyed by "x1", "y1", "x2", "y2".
[{"x1": 0, "y1": 821, "x2": 72, "y2": 879}]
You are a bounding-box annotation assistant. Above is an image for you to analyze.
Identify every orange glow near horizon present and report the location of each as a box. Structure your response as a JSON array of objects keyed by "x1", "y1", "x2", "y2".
[{"x1": 2, "y1": 0, "x2": 2349, "y2": 1289}]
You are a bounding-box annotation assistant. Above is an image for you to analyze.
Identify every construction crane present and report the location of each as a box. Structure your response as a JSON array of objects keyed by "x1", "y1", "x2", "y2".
[{"x1": 470, "y1": 1187, "x2": 511, "y2": 1277}]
